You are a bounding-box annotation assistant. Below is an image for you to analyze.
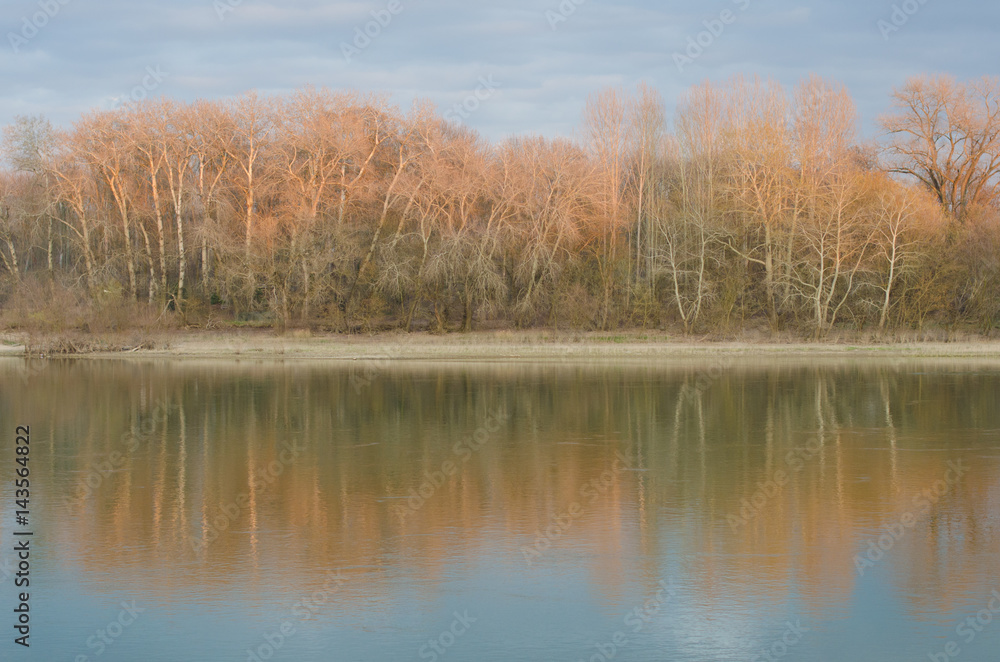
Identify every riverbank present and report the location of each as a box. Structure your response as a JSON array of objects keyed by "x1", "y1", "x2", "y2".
[{"x1": 3, "y1": 330, "x2": 1000, "y2": 360}]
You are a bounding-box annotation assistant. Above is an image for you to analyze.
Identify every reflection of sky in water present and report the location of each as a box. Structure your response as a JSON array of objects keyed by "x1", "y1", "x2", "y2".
[{"x1": 0, "y1": 358, "x2": 999, "y2": 661}]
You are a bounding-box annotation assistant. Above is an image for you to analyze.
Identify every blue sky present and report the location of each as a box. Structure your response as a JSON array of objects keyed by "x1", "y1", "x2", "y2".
[{"x1": 2, "y1": 0, "x2": 997, "y2": 142}]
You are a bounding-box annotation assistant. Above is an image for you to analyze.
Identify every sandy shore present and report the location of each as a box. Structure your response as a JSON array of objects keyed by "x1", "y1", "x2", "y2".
[{"x1": 4, "y1": 330, "x2": 1000, "y2": 360}]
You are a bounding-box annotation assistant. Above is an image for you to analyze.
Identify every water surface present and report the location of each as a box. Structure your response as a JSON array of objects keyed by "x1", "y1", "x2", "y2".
[{"x1": 1, "y1": 357, "x2": 998, "y2": 661}]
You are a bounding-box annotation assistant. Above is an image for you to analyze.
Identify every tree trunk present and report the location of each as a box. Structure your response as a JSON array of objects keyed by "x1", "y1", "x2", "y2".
[
  {"x1": 46, "y1": 217, "x2": 53, "y2": 279},
  {"x1": 139, "y1": 222, "x2": 155, "y2": 304},
  {"x1": 150, "y1": 172, "x2": 168, "y2": 300},
  {"x1": 176, "y1": 207, "x2": 186, "y2": 310}
]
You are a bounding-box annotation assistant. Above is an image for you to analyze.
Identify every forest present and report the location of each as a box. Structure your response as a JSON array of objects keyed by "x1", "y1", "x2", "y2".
[{"x1": 1, "y1": 74, "x2": 998, "y2": 337}]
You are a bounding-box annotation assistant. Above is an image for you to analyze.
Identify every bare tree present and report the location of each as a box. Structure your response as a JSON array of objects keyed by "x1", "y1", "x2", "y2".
[
  {"x1": 47, "y1": 135, "x2": 99, "y2": 292},
  {"x1": 583, "y1": 87, "x2": 631, "y2": 327},
  {"x1": 0, "y1": 171, "x2": 28, "y2": 279},
  {"x1": 4, "y1": 116, "x2": 57, "y2": 276},
  {"x1": 723, "y1": 76, "x2": 793, "y2": 325},
  {"x1": 157, "y1": 100, "x2": 195, "y2": 309},
  {"x1": 130, "y1": 104, "x2": 172, "y2": 300},
  {"x1": 0, "y1": 79, "x2": 994, "y2": 337},
  {"x1": 662, "y1": 85, "x2": 729, "y2": 333},
  {"x1": 870, "y1": 180, "x2": 939, "y2": 330},
  {"x1": 226, "y1": 92, "x2": 275, "y2": 252},
  {"x1": 74, "y1": 111, "x2": 140, "y2": 298},
  {"x1": 188, "y1": 100, "x2": 234, "y2": 290},
  {"x1": 881, "y1": 75, "x2": 1000, "y2": 220},
  {"x1": 628, "y1": 83, "x2": 666, "y2": 292}
]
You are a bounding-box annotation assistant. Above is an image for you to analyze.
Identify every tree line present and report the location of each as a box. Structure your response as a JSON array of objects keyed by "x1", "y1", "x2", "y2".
[{"x1": 1, "y1": 74, "x2": 998, "y2": 336}]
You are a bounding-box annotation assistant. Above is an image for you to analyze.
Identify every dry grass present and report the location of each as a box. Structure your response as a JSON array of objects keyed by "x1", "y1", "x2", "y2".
[
  {"x1": 20, "y1": 333, "x2": 163, "y2": 356},
  {"x1": 1, "y1": 278, "x2": 997, "y2": 359},
  {"x1": 0, "y1": 278, "x2": 171, "y2": 355},
  {"x1": 0, "y1": 328, "x2": 993, "y2": 360}
]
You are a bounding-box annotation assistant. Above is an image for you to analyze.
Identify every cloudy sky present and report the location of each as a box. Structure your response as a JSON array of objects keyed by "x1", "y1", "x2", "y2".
[{"x1": 2, "y1": 0, "x2": 997, "y2": 142}]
